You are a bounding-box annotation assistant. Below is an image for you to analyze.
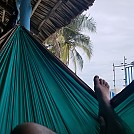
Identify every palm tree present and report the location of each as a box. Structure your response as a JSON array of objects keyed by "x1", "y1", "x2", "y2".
[{"x1": 44, "y1": 14, "x2": 96, "y2": 73}]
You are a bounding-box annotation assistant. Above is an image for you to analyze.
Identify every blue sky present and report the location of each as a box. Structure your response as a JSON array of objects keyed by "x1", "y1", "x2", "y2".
[{"x1": 70, "y1": 0, "x2": 134, "y2": 91}]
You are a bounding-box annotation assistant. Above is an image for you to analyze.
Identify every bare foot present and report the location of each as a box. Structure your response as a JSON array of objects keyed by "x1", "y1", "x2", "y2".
[
  {"x1": 94, "y1": 76, "x2": 110, "y2": 102},
  {"x1": 94, "y1": 76, "x2": 125, "y2": 134}
]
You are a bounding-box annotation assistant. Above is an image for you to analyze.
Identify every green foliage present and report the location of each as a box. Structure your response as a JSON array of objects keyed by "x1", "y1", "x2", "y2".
[{"x1": 44, "y1": 14, "x2": 96, "y2": 73}]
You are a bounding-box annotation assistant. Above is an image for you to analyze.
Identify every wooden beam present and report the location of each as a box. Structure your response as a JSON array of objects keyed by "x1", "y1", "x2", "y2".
[
  {"x1": 1, "y1": 0, "x2": 9, "y2": 23},
  {"x1": 38, "y1": 0, "x2": 63, "y2": 30},
  {"x1": 0, "y1": 1, "x2": 13, "y2": 13},
  {"x1": 2, "y1": 10, "x2": 6, "y2": 23},
  {"x1": 31, "y1": 0, "x2": 42, "y2": 17}
]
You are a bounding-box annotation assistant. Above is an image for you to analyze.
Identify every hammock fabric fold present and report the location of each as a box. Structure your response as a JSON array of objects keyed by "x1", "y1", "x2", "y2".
[{"x1": 0, "y1": 26, "x2": 134, "y2": 134}]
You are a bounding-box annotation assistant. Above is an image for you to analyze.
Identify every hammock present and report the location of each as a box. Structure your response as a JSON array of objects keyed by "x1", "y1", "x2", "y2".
[{"x1": 0, "y1": 26, "x2": 134, "y2": 134}]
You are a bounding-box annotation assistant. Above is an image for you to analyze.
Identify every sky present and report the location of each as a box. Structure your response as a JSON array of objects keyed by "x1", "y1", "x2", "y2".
[{"x1": 69, "y1": 0, "x2": 134, "y2": 91}]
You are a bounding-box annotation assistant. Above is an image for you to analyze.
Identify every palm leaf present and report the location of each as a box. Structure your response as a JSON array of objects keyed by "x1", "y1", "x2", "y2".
[
  {"x1": 70, "y1": 50, "x2": 77, "y2": 74},
  {"x1": 61, "y1": 43, "x2": 70, "y2": 65},
  {"x1": 75, "y1": 49, "x2": 83, "y2": 70},
  {"x1": 43, "y1": 13, "x2": 96, "y2": 72},
  {"x1": 75, "y1": 43, "x2": 92, "y2": 60}
]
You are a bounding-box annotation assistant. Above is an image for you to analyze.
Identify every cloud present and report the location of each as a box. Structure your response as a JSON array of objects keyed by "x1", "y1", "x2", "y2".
[{"x1": 73, "y1": 0, "x2": 134, "y2": 90}]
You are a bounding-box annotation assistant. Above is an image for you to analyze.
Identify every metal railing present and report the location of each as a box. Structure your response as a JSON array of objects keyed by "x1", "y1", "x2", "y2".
[{"x1": 113, "y1": 56, "x2": 134, "y2": 89}]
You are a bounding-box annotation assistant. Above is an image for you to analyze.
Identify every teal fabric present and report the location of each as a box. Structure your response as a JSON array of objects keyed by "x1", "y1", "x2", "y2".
[
  {"x1": 0, "y1": 26, "x2": 99, "y2": 134},
  {"x1": 115, "y1": 93, "x2": 134, "y2": 134},
  {"x1": 0, "y1": 26, "x2": 134, "y2": 134}
]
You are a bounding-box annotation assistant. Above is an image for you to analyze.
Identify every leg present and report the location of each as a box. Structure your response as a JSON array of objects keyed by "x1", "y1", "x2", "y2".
[
  {"x1": 11, "y1": 122, "x2": 56, "y2": 134},
  {"x1": 94, "y1": 76, "x2": 125, "y2": 134}
]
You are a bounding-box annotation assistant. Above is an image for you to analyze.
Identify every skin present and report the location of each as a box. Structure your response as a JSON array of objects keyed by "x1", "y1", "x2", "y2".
[
  {"x1": 11, "y1": 76, "x2": 126, "y2": 134},
  {"x1": 94, "y1": 76, "x2": 125, "y2": 134},
  {"x1": 11, "y1": 122, "x2": 56, "y2": 134}
]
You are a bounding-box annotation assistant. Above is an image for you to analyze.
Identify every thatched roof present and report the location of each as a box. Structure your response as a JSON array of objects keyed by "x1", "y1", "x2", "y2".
[{"x1": 0, "y1": 0, "x2": 95, "y2": 42}]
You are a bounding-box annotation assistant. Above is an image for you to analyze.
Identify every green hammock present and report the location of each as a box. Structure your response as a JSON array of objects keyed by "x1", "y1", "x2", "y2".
[{"x1": 0, "y1": 26, "x2": 134, "y2": 134}]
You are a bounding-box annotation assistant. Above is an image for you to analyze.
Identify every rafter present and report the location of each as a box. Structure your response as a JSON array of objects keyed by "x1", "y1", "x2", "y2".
[
  {"x1": 2, "y1": 10, "x2": 6, "y2": 23},
  {"x1": 38, "y1": 0, "x2": 63, "y2": 30},
  {"x1": 6, "y1": 0, "x2": 9, "y2": 3},
  {"x1": 1, "y1": 0, "x2": 9, "y2": 24},
  {"x1": 31, "y1": 0, "x2": 42, "y2": 17},
  {"x1": 0, "y1": 1, "x2": 12, "y2": 13}
]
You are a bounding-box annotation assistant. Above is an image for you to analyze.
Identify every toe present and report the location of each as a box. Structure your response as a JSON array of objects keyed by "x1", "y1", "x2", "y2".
[
  {"x1": 102, "y1": 80, "x2": 106, "y2": 85},
  {"x1": 99, "y1": 79, "x2": 103, "y2": 85},
  {"x1": 94, "y1": 75, "x2": 99, "y2": 86},
  {"x1": 105, "y1": 82, "x2": 110, "y2": 89}
]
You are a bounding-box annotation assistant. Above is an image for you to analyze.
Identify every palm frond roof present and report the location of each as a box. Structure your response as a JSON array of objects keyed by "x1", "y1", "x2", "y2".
[{"x1": 0, "y1": 0, "x2": 95, "y2": 42}]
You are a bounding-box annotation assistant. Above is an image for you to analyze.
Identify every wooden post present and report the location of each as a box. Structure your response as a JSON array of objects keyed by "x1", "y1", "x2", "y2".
[{"x1": 17, "y1": 0, "x2": 31, "y2": 30}]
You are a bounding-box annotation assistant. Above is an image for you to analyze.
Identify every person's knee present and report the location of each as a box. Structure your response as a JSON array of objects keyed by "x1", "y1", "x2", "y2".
[{"x1": 11, "y1": 122, "x2": 56, "y2": 134}]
